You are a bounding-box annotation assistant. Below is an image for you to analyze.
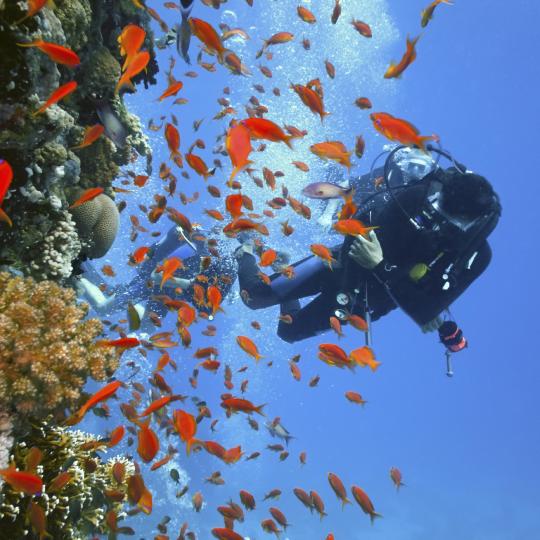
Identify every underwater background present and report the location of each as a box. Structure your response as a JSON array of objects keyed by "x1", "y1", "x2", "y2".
[{"x1": 1, "y1": 0, "x2": 539, "y2": 539}]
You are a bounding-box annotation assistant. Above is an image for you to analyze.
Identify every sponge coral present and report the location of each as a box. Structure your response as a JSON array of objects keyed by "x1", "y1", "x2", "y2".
[
  {"x1": 0, "y1": 420, "x2": 135, "y2": 539},
  {"x1": 0, "y1": 272, "x2": 119, "y2": 419}
]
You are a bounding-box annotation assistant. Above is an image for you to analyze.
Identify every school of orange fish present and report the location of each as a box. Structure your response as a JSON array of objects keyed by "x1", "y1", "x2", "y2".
[{"x1": 0, "y1": 0, "x2": 454, "y2": 538}]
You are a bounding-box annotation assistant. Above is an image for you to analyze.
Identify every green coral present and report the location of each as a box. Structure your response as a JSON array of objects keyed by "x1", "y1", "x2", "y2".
[
  {"x1": 78, "y1": 136, "x2": 119, "y2": 187},
  {"x1": 79, "y1": 46, "x2": 121, "y2": 101},
  {"x1": 0, "y1": 421, "x2": 135, "y2": 539},
  {"x1": 34, "y1": 141, "x2": 69, "y2": 168},
  {"x1": 0, "y1": 272, "x2": 119, "y2": 420},
  {"x1": 54, "y1": 0, "x2": 93, "y2": 51}
]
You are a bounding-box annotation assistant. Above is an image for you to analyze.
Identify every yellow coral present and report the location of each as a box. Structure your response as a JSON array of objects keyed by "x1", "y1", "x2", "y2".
[{"x1": 0, "y1": 272, "x2": 119, "y2": 420}]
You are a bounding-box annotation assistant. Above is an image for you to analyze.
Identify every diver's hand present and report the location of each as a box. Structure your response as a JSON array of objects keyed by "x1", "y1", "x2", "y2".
[
  {"x1": 348, "y1": 230, "x2": 383, "y2": 270},
  {"x1": 420, "y1": 315, "x2": 444, "y2": 333}
]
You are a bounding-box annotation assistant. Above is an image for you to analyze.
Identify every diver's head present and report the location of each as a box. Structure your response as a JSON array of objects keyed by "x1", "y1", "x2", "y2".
[{"x1": 438, "y1": 170, "x2": 499, "y2": 228}]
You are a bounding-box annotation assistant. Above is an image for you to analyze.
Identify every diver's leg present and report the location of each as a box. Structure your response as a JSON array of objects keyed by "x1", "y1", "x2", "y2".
[{"x1": 236, "y1": 251, "x2": 330, "y2": 309}]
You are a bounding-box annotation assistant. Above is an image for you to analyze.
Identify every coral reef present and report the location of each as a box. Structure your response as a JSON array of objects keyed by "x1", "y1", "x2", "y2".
[
  {"x1": 0, "y1": 272, "x2": 119, "y2": 420},
  {"x1": 0, "y1": 420, "x2": 135, "y2": 539},
  {"x1": 0, "y1": 0, "x2": 156, "y2": 281}
]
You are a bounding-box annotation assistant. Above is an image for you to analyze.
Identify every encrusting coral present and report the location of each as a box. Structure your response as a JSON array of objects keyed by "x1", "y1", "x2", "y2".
[
  {"x1": 0, "y1": 272, "x2": 119, "y2": 420},
  {"x1": 0, "y1": 420, "x2": 135, "y2": 539}
]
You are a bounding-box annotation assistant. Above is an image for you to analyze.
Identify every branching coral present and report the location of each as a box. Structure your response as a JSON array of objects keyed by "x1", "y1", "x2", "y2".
[
  {"x1": 0, "y1": 420, "x2": 135, "y2": 539},
  {"x1": 0, "y1": 272, "x2": 119, "y2": 419}
]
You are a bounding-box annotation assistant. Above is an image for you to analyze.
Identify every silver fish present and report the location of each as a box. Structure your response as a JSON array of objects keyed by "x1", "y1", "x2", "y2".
[
  {"x1": 95, "y1": 101, "x2": 128, "y2": 148},
  {"x1": 176, "y1": 0, "x2": 194, "y2": 64},
  {"x1": 265, "y1": 420, "x2": 294, "y2": 445},
  {"x1": 302, "y1": 182, "x2": 352, "y2": 200}
]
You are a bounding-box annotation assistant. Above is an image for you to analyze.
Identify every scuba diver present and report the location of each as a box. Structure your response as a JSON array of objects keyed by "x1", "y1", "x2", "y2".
[
  {"x1": 77, "y1": 223, "x2": 237, "y2": 328},
  {"x1": 234, "y1": 144, "x2": 502, "y2": 355}
]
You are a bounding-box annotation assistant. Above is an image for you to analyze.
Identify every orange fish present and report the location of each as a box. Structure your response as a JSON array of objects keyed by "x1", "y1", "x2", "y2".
[
  {"x1": 221, "y1": 397, "x2": 265, "y2": 416},
  {"x1": 27, "y1": 500, "x2": 49, "y2": 539},
  {"x1": 137, "y1": 422, "x2": 160, "y2": 463},
  {"x1": 189, "y1": 17, "x2": 227, "y2": 62},
  {"x1": 333, "y1": 218, "x2": 377, "y2": 237},
  {"x1": 346, "y1": 313, "x2": 368, "y2": 332},
  {"x1": 33, "y1": 80, "x2": 78, "y2": 116},
  {"x1": 329, "y1": 316, "x2": 343, "y2": 338},
  {"x1": 159, "y1": 79, "x2": 183, "y2": 101},
  {"x1": 139, "y1": 395, "x2": 183, "y2": 417},
  {"x1": 118, "y1": 24, "x2": 146, "y2": 68},
  {"x1": 226, "y1": 122, "x2": 253, "y2": 185},
  {"x1": 331, "y1": 0, "x2": 341, "y2": 24},
  {"x1": 223, "y1": 218, "x2": 269, "y2": 237},
  {"x1": 65, "y1": 380, "x2": 123, "y2": 425},
  {"x1": 318, "y1": 343, "x2": 352, "y2": 369},
  {"x1": 291, "y1": 83, "x2": 329, "y2": 121},
  {"x1": 205, "y1": 209, "x2": 224, "y2": 221},
  {"x1": 297, "y1": 6, "x2": 316, "y2": 23},
  {"x1": 0, "y1": 159, "x2": 13, "y2": 208},
  {"x1": 164, "y1": 123, "x2": 181, "y2": 161},
  {"x1": 370, "y1": 112, "x2": 438, "y2": 152},
  {"x1": 166, "y1": 208, "x2": 193, "y2": 234},
  {"x1": 47, "y1": 471, "x2": 72, "y2": 493},
  {"x1": 345, "y1": 391, "x2": 367, "y2": 406},
  {"x1": 186, "y1": 153, "x2": 215, "y2": 180},
  {"x1": 223, "y1": 445, "x2": 243, "y2": 464},
  {"x1": 351, "y1": 19, "x2": 372, "y2": 38},
  {"x1": 132, "y1": 246, "x2": 150, "y2": 264},
  {"x1": 384, "y1": 35, "x2": 420, "y2": 79},
  {"x1": 72, "y1": 124, "x2": 104, "y2": 149},
  {"x1": 115, "y1": 50, "x2": 150, "y2": 94},
  {"x1": 390, "y1": 467, "x2": 405, "y2": 490},
  {"x1": 240, "y1": 118, "x2": 294, "y2": 148},
  {"x1": 351, "y1": 485, "x2": 382, "y2": 524},
  {"x1": 348, "y1": 346, "x2": 381, "y2": 371},
  {"x1": 236, "y1": 335, "x2": 263, "y2": 362},
  {"x1": 207, "y1": 285, "x2": 223, "y2": 316},
  {"x1": 0, "y1": 468, "x2": 43, "y2": 495},
  {"x1": 98, "y1": 337, "x2": 140, "y2": 349},
  {"x1": 259, "y1": 249, "x2": 277, "y2": 267},
  {"x1": 310, "y1": 141, "x2": 352, "y2": 170},
  {"x1": 355, "y1": 135, "x2": 365, "y2": 159},
  {"x1": 15, "y1": 0, "x2": 53, "y2": 23},
  {"x1": 225, "y1": 193, "x2": 244, "y2": 219},
  {"x1": 158, "y1": 256, "x2": 184, "y2": 289},
  {"x1": 108, "y1": 425, "x2": 125, "y2": 447},
  {"x1": 310, "y1": 244, "x2": 336, "y2": 269},
  {"x1": 173, "y1": 409, "x2": 197, "y2": 453},
  {"x1": 17, "y1": 40, "x2": 80, "y2": 67},
  {"x1": 69, "y1": 186, "x2": 105, "y2": 209},
  {"x1": 421, "y1": 0, "x2": 453, "y2": 28},
  {"x1": 256, "y1": 31, "x2": 294, "y2": 59},
  {"x1": 328, "y1": 472, "x2": 351, "y2": 509}
]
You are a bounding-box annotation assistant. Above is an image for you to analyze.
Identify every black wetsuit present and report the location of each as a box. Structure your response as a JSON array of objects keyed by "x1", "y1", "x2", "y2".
[{"x1": 237, "y1": 172, "x2": 492, "y2": 343}]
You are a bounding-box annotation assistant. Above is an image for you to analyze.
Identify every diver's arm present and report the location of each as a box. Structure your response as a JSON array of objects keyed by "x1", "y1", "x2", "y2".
[{"x1": 370, "y1": 242, "x2": 492, "y2": 326}]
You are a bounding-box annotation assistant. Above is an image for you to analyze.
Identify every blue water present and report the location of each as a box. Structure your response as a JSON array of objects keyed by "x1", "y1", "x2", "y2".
[{"x1": 81, "y1": 1, "x2": 540, "y2": 538}]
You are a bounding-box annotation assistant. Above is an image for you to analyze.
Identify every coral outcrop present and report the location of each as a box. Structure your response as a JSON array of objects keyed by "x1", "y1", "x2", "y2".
[
  {"x1": 0, "y1": 0, "x2": 157, "y2": 281},
  {"x1": 0, "y1": 420, "x2": 135, "y2": 539},
  {"x1": 0, "y1": 272, "x2": 119, "y2": 420}
]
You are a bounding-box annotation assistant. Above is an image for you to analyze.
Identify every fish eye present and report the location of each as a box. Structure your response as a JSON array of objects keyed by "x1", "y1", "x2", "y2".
[{"x1": 317, "y1": 190, "x2": 324, "y2": 195}]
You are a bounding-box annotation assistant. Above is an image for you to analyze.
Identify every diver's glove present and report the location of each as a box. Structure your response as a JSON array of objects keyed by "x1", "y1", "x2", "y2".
[{"x1": 348, "y1": 230, "x2": 383, "y2": 270}]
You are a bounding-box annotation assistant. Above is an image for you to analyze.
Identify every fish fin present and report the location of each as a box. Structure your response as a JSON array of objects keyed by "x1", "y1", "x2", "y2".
[
  {"x1": 341, "y1": 497, "x2": 352, "y2": 510},
  {"x1": 0, "y1": 208, "x2": 12, "y2": 227},
  {"x1": 370, "y1": 512, "x2": 383, "y2": 524},
  {"x1": 255, "y1": 403, "x2": 266, "y2": 416}
]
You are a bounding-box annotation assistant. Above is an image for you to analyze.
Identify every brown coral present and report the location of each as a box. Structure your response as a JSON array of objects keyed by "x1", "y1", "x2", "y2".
[{"x1": 0, "y1": 272, "x2": 118, "y2": 419}]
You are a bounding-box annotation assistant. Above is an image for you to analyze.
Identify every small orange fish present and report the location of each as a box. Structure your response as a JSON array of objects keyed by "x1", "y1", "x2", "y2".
[
  {"x1": 331, "y1": 0, "x2": 341, "y2": 24},
  {"x1": 310, "y1": 244, "x2": 336, "y2": 269},
  {"x1": 221, "y1": 397, "x2": 266, "y2": 416},
  {"x1": 351, "y1": 19, "x2": 372, "y2": 38},
  {"x1": 164, "y1": 122, "x2": 181, "y2": 161},
  {"x1": 328, "y1": 472, "x2": 351, "y2": 509},
  {"x1": 370, "y1": 112, "x2": 438, "y2": 153},
  {"x1": 17, "y1": 40, "x2": 80, "y2": 67},
  {"x1": 225, "y1": 193, "x2": 244, "y2": 219},
  {"x1": 240, "y1": 118, "x2": 294, "y2": 148},
  {"x1": 139, "y1": 395, "x2": 183, "y2": 417},
  {"x1": 355, "y1": 135, "x2": 366, "y2": 159},
  {"x1": 108, "y1": 425, "x2": 125, "y2": 447},
  {"x1": 185, "y1": 153, "x2": 215, "y2": 180},
  {"x1": 68, "y1": 186, "x2": 103, "y2": 209},
  {"x1": 158, "y1": 256, "x2": 184, "y2": 289},
  {"x1": 259, "y1": 249, "x2": 277, "y2": 267},
  {"x1": 330, "y1": 316, "x2": 344, "y2": 338},
  {"x1": 205, "y1": 209, "x2": 224, "y2": 221},
  {"x1": 158, "y1": 79, "x2": 183, "y2": 101},
  {"x1": 291, "y1": 83, "x2": 329, "y2": 121},
  {"x1": 189, "y1": 17, "x2": 227, "y2": 62},
  {"x1": 34, "y1": 80, "x2": 78, "y2": 116},
  {"x1": 256, "y1": 31, "x2": 294, "y2": 59},
  {"x1": 131, "y1": 246, "x2": 150, "y2": 264},
  {"x1": 310, "y1": 141, "x2": 352, "y2": 170},
  {"x1": 115, "y1": 50, "x2": 150, "y2": 94},
  {"x1": 421, "y1": 0, "x2": 453, "y2": 28},
  {"x1": 384, "y1": 35, "x2": 420, "y2": 79},
  {"x1": 345, "y1": 391, "x2": 367, "y2": 406},
  {"x1": 0, "y1": 159, "x2": 13, "y2": 209},
  {"x1": 390, "y1": 467, "x2": 405, "y2": 490},
  {"x1": 351, "y1": 485, "x2": 382, "y2": 524},
  {"x1": 0, "y1": 468, "x2": 43, "y2": 495},
  {"x1": 72, "y1": 124, "x2": 104, "y2": 149},
  {"x1": 137, "y1": 422, "x2": 160, "y2": 463},
  {"x1": 15, "y1": 0, "x2": 53, "y2": 23},
  {"x1": 226, "y1": 122, "x2": 253, "y2": 185},
  {"x1": 47, "y1": 471, "x2": 72, "y2": 493},
  {"x1": 236, "y1": 335, "x2": 263, "y2": 362},
  {"x1": 118, "y1": 24, "x2": 146, "y2": 68},
  {"x1": 207, "y1": 285, "x2": 223, "y2": 316},
  {"x1": 346, "y1": 313, "x2": 368, "y2": 331},
  {"x1": 297, "y1": 6, "x2": 316, "y2": 23},
  {"x1": 65, "y1": 380, "x2": 123, "y2": 425},
  {"x1": 333, "y1": 218, "x2": 377, "y2": 237},
  {"x1": 318, "y1": 343, "x2": 352, "y2": 369},
  {"x1": 348, "y1": 346, "x2": 381, "y2": 371},
  {"x1": 173, "y1": 409, "x2": 197, "y2": 453}
]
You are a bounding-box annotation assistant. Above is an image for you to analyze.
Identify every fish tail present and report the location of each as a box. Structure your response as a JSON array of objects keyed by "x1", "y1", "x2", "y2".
[
  {"x1": 0, "y1": 208, "x2": 13, "y2": 227},
  {"x1": 341, "y1": 497, "x2": 352, "y2": 510},
  {"x1": 284, "y1": 135, "x2": 295, "y2": 149},
  {"x1": 255, "y1": 403, "x2": 266, "y2": 416},
  {"x1": 370, "y1": 511, "x2": 383, "y2": 524},
  {"x1": 16, "y1": 40, "x2": 42, "y2": 48},
  {"x1": 228, "y1": 160, "x2": 253, "y2": 186}
]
